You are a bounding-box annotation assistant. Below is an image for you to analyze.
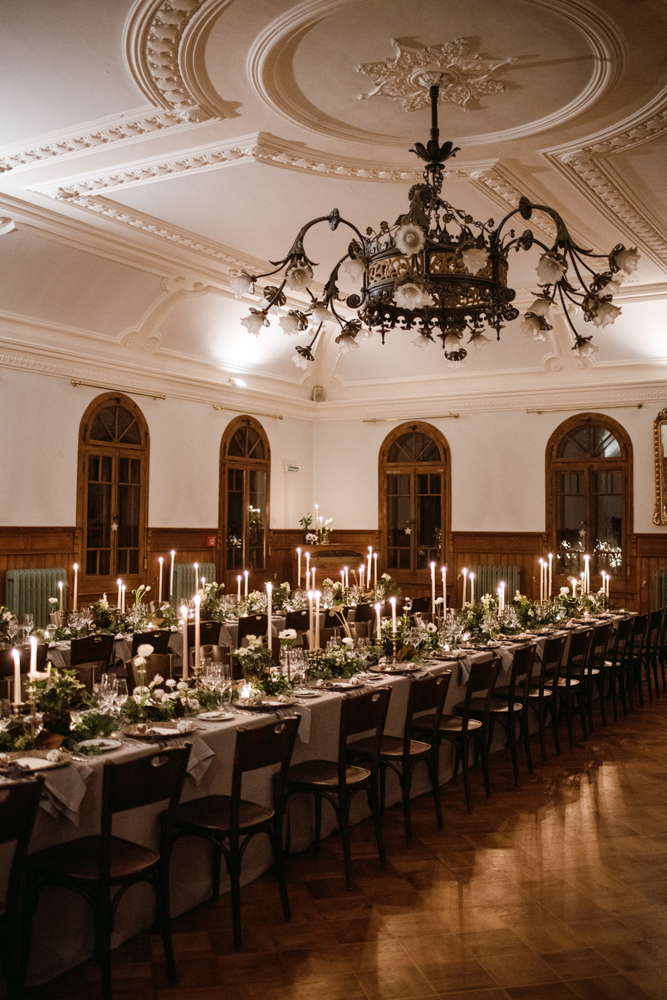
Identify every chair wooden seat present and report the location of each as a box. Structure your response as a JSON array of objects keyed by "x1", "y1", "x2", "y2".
[
  {"x1": 494, "y1": 683, "x2": 549, "y2": 700},
  {"x1": 455, "y1": 696, "x2": 523, "y2": 715},
  {"x1": 418, "y1": 713, "x2": 483, "y2": 732},
  {"x1": 27, "y1": 835, "x2": 158, "y2": 883},
  {"x1": 286, "y1": 759, "x2": 370, "y2": 787},
  {"x1": 352, "y1": 734, "x2": 431, "y2": 758},
  {"x1": 174, "y1": 794, "x2": 274, "y2": 834},
  {"x1": 545, "y1": 675, "x2": 580, "y2": 688}
]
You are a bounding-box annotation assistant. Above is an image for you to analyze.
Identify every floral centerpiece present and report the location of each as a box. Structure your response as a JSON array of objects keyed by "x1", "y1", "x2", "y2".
[
  {"x1": 233, "y1": 635, "x2": 292, "y2": 697},
  {"x1": 373, "y1": 573, "x2": 402, "y2": 600},
  {"x1": 0, "y1": 607, "x2": 16, "y2": 647},
  {"x1": 299, "y1": 511, "x2": 333, "y2": 544},
  {"x1": 25, "y1": 667, "x2": 87, "y2": 736}
]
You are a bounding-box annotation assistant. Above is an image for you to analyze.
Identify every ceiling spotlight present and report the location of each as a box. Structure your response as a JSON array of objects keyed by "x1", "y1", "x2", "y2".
[
  {"x1": 232, "y1": 81, "x2": 637, "y2": 367},
  {"x1": 228, "y1": 376, "x2": 247, "y2": 388}
]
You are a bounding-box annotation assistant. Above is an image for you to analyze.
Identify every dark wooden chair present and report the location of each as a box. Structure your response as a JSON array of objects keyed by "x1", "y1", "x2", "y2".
[
  {"x1": 21, "y1": 746, "x2": 191, "y2": 1000},
  {"x1": 130, "y1": 629, "x2": 171, "y2": 656},
  {"x1": 645, "y1": 609, "x2": 665, "y2": 697},
  {"x1": 285, "y1": 686, "x2": 391, "y2": 887},
  {"x1": 352, "y1": 671, "x2": 451, "y2": 845},
  {"x1": 322, "y1": 607, "x2": 347, "y2": 629},
  {"x1": 170, "y1": 716, "x2": 300, "y2": 949},
  {"x1": 546, "y1": 628, "x2": 592, "y2": 747},
  {"x1": 521, "y1": 634, "x2": 567, "y2": 763},
  {"x1": 0, "y1": 777, "x2": 44, "y2": 1000},
  {"x1": 423, "y1": 657, "x2": 501, "y2": 812},
  {"x1": 627, "y1": 613, "x2": 649, "y2": 708},
  {"x1": 70, "y1": 634, "x2": 115, "y2": 694},
  {"x1": 284, "y1": 608, "x2": 311, "y2": 633},
  {"x1": 126, "y1": 652, "x2": 173, "y2": 691},
  {"x1": 187, "y1": 620, "x2": 221, "y2": 647},
  {"x1": 409, "y1": 596, "x2": 431, "y2": 616},
  {"x1": 237, "y1": 615, "x2": 268, "y2": 644},
  {"x1": 464, "y1": 643, "x2": 537, "y2": 785},
  {"x1": 583, "y1": 621, "x2": 613, "y2": 728},
  {"x1": 352, "y1": 603, "x2": 376, "y2": 625},
  {"x1": 599, "y1": 615, "x2": 633, "y2": 719}
]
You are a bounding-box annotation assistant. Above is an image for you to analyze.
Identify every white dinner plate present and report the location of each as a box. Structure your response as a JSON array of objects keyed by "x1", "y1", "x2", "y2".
[
  {"x1": 198, "y1": 710, "x2": 235, "y2": 720},
  {"x1": 293, "y1": 689, "x2": 321, "y2": 698},
  {"x1": 77, "y1": 738, "x2": 122, "y2": 752},
  {"x1": 13, "y1": 757, "x2": 63, "y2": 771}
]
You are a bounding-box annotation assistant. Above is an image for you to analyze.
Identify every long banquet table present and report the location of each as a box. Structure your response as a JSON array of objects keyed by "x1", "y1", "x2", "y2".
[{"x1": 12, "y1": 617, "x2": 627, "y2": 988}]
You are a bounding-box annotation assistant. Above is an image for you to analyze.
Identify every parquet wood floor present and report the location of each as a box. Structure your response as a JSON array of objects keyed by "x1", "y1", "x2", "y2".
[{"x1": 25, "y1": 694, "x2": 667, "y2": 1000}]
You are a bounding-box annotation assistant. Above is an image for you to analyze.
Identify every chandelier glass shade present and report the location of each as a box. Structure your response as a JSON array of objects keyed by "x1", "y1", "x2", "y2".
[{"x1": 233, "y1": 83, "x2": 639, "y2": 368}]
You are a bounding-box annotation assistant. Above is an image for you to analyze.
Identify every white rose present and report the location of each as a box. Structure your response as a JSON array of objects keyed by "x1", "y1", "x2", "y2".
[
  {"x1": 342, "y1": 637, "x2": 354, "y2": 646},
  {"x1": 151, "y1": 674, "x2": 164, "y2": 686},
  {"x1": 177, "y1": 719, "x2": 197, "y2": 733},
  {"x1": 176, "y1": 681, "x2": 189, "y2": 691},
  {"x1": 137, "y1": 644, "x2": 154, "y2": 657},
  {"x1": 166, "y1": 678, "x2": 177, "y2": 687},
  {"x1": 560, "y1": 587, "x2": 569, "y2": 595}
]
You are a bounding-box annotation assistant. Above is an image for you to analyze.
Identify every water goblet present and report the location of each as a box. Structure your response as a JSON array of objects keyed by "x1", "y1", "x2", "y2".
[{"x1": 114, "y1": 679, "x2": 128, "y2": 709}]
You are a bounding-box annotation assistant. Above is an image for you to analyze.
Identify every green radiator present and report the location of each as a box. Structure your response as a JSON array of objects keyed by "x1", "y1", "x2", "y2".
[{"x1": 6, "y1": 568, "x2": 68, "y2": 628}]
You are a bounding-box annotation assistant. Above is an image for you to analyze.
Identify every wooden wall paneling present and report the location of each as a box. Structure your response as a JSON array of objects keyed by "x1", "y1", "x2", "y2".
[
  {"x1": 634, "y1": 533, "x2": 667, "y2": 612},
  {"x1": 147, "y1": 528, "x2": 221, "y2": 600},
  {"x1": 0, "y1": 527, "x2": 78, "y2": 606},
  {"x1": 268, "y1": 530, "x2": 381, "y2": 590}
]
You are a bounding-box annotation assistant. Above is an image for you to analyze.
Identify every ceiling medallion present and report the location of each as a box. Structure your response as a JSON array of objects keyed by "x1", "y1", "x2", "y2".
[
  {"x1": 356, "y1": 38, "x2": 515, "y2": 113},
  {"x1": 232, "y1": 84, "x2": 638, "y2": 370}
]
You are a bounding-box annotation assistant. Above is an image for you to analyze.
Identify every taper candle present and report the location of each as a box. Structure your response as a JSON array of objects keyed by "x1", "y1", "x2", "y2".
[
  {"x1": 373, "y1": 552, "x2": 378, "y2": 588},
  {"x1": 237, "y1": 575, "x2": 241, "y2": 601},
  {"x1": 73, "y1": 563, "x2": 78, "y2": 611},
  {"x1": 244, "y1": 569, "x2": 249, "y2": 597},
  {"x1": 390, "y1": 596, "x2": 397, "y2": 635},
  {"x1": 314, "y1": 591, "x2": 321, "y2": 649},
  {"x1": 169, "y1": 550, "x2": 175, "y2": 601},
  {"x1": 193, "y1": 594, "x2": 201, "y2": 672},
  {"x1": 442, "y1": 565, "x2": 447, "y2": 610},
  {"x1": 539, "y1": 559, "x2": 545, "y2": 603},
  {"x1": 266, "y1": 583, "x2": 272, "y2": 641},
  {"x1": 121, "y1": 584, "x2": 126, "y2": 613},
  {"x1": 430, "y1": 561, "x2": 436, "y2": 614},
  {"x1": 181, "y1": 605, "x2": 189, "y2": 681},
  {"x1": 367, "y1": 550, "x2": 372, "y2": 585},
  {"x1": 58, "y1": 580, "x2": 64, "y2": 612},
  {"x1": 297, "y1": 548, "x2": 301, "y2": 586},
  {"x1": 158, "y1": 557, "x2": 163, "y2": 605},
  {"x1": 117, "y1": 578, "x2": 122, "y2": 609},
  {"x1": 548, "y1": 553, "x2": 553, "y2": 600},
  {"x1": 470, "y1": 573, "x2": 475, "y2": 605},
  {"x1": 307, "y1": 590, "x2": 314, "y2": 648},
  {"x1": 12, "y1": 649, "x2": 21, "y2": 705},
  {"x1": 462, "y1": 568, "x2": 468, "y2": 605},
  {"x1": 375, "y1": 602, "x2": 382, "y2": 642},
  {"x1": 305, "y1": 551, "x2": 310, "y2": 584},
  {"x1": 29, "y1": 635, "x2": 37, "y2": 677}
]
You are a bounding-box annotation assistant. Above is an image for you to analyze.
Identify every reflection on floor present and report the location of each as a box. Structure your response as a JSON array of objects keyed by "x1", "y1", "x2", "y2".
[{"x1": 26, "y1": 695, "x2": 667, "y2": 1000}]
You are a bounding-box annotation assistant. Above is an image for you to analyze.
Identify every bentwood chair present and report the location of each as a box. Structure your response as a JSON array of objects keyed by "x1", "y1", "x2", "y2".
[
  {"x1": 0, "y1": 777, "x2": 44, "y2": 1000},
  {"x1": 21, "y1": 746, "x2": 191, "y2": 1000},
  {"x1": 627, "y1": 613, "x2": 649, "y2": 708},
  {"x1": 468, "y1": 643, "x2": 537, "y2": 785},
  {"x1": 599, "y1": 615, "x2": 633, "y2": 719},
  {"x1": 583, "y1": 621, "x2": 612, "y2": 728},
  {"x1": 70, "y1": 634, "x2": 115, "y2": 693},
  {"x1": 518, "y1": 634, "x2": 567, "y2": 763},
  {"x1": 285, "y1": 686, "x2": 391, "y2": 888},
  {"x1": 170, "y1": 716, "x2": 300, "y2": 949},
  {"x1": 546, "y1": 628, "x2": 592, "y2": 747},
  {"x1": 284, "y1": 608, "x2": 311, "y2": 636},
  {"x1": 645, "y1": 609, "x2": 666, "y2": 696},
  {"x1": 351, "y1": 671, "x2": 452, "y2": 845},
  {"x1": 130, "y1": 629, "x2": 171, "y2": 656},
  {"x1": 237, "y1": 614, "x2": 268, "y2": 645},
  {"x1": 187, "y1": 620, "x2": 221, "y2": 647},
  {"x1": 425, "y1": 657, "x2": 501, "y2": 812},
  {"x1": 126, "y1": 652, "x2": 173, "y2": 691}
]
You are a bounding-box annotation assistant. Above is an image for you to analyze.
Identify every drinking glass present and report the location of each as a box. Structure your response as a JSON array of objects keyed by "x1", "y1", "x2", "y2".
[
  {"x1": 115, "y1": 678, "x2": 128, "y2": 709},
  {"x1": 0, "y1": 699, "x2": 12, "y2": 728}
]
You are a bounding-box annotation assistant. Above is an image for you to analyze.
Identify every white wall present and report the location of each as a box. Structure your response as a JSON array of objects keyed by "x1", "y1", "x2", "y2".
[
  {"x1": 0, "y1": 368, "x2": 314, "y2": 529},
  {"x1": 0, "y1": 367, "x2": 663, "y2": 534}
]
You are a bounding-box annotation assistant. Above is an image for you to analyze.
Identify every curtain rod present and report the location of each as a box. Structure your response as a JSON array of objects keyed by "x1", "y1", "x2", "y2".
[
  {"x1": 212, "y1": 405, "x2": 283, "y2": 420},
  {"x1": 527, "y1": 403, "x2": 643, "y2": 414},
  {"x1": 363, "y1": 413, "x2": 459, "y2": 423},
  {"x1": 70, "y1": 379, "x2": 165, "y2": 400}
]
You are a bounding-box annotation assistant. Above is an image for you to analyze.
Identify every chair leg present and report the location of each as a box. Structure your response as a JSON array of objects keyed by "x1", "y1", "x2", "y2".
[
  {"x1": 272, "y1": 816, "x2": 291, "y2": 923},
  {"x1": 401, "y1": 763, "x2": 413, "y2": 847},
  {"x1": 609, "y1": 669, "x2": 618, "y2": 721},
  {"x1": 597, "y1": 676, "x2": 607, "y2": 726},
  {"x1": 506, "y1": 715, "x2": 520, "y2": 786},
  {"x1": 429, "y1": 749, "x2": 444, "y2": 829},
  {"x1": 563, "y1": 692, "x2": 574, "y2": 748},
  {"x1": 368, "y1": 775, "x2": 386, "y2": 869},
  {"x1": 379, "y1": 762, "x2": 387, "y2": 815},
  {"x1": 156, "y1": 864, "x2": 178, "y2": 985},
  {"x1": 460, "y1": 738, "x2": 473, "y2": 812},
  {"x1": 211, "y1": 839, "x2": 222, "y2": 902},
  {"x1": 18, "y1": 874, "x2": 40, "y2": 993},
  {"x1": 228, "y1": 836, "x2": 243, "y2": 949},
  {"x1": 338, "y1": 793, "x2": 354, "y2": 889},
  {"x1": 535, "y1": 703, "x2": 548, "y2": 763},
  {"x1": 644, "y1": 658, "x2": 653, "y2": 703},
  {"x1": 96, "y1": 892, "x2": 113, "y2": 1000},
  {"x1": 577, "y1": 689, "x2": 588, "y2": 741},
  {"x1": 521, "y1": 713, "x2": 533, "y2": 775},
  {"x1": 314, "y1": 794, "x2": 322, "y2": 851},
  {"x1": 479, "y1": 732, "x2": 492, "y2": 799}
]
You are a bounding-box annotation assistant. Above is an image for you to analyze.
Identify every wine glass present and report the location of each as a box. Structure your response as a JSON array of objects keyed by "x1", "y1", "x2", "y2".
[
  {"x1": 18, "y1": 613, "x2": 34, "y2": 643},
  {"x1": 114, "y1": 679, "x2": 128, "y2": 710}
]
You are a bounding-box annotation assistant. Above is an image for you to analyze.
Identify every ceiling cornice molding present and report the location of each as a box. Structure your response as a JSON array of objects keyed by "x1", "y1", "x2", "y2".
[
  {"x1": 544, "y1": 87, "x2": 667, "y2": 269},
  {"x1": 0, "y1": 106, "x2": 209, "y2": 176},
  {"x1": 1, "y1": 330, "x2": 665, "y2": 423},
  {"x1": 124, "y1": 0, "x2": 237, "y2": 123}
]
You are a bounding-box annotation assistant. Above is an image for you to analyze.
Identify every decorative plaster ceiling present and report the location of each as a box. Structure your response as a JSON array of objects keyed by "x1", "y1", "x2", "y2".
[{"x1": 0, "y1": 0, "x2": 666, "y2": 418}]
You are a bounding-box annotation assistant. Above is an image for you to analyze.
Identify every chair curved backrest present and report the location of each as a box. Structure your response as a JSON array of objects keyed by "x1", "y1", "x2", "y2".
[
  {"x1": 457, "y1": 656, "x2": 502, "y2": 735},
  {"x1": 0, "y1": 776, "x2": 43, "y2": 900},
  {"x1": 229, "y1": 716, "x2": 300, "y2": 831},
  {"x1": 70, "y1": 633, "x2": 115, "y2": 668},
  {"x1": 405, "y1": 670, "x2": 451, "y2": 751},
  {"x1": 352, "y1": 603, "x2": 376, "y2": 624},
  {"x1": 588, "y1": 622, "x2": 612, "y2": 669},
  {"x1": 187, "y1": 621, "x2": 221, "y2": 647},
  {"x1": 323, "y1": 607, "x2": 347, "y2": 629},
  {"x1": 507, "y1": 643, "x2": 537, "y2": 703},
  {"x1": 646, "y1": 610, "x2": 664, "y2": 654},
  {"x1": 127, "y1": 652, "x2": 172, "y2": 691},
  {"x1": 284, "y1": 608, "x2": 310, "y2": 632},
  {"x1": 608, "y1": 615, "x2": 633, "y2": 665},
  {"x1": 342, "y1": 687, "x2": 391, "y2": 781},
  {"x1": 539, "y1": 634, "x2": 568, "y2": 685},
  {"x1": 131, "y1": 630, "x2": 171, "y2": 656},
  {"x1": 630, "y1": 613, "x2": 649, "y2": 659},
  {"x1": 409, "y1": 596, "x2": 431, "y2": 615},
  {"x1": 237, "y1": 615, "x2": 268, "y2": 644},
  {"x1": 562, "y1": 628, "x2": 593, "y2": 681},
  {"x1": 101, "y1": 746, "x2": 191, "y2": 866}
]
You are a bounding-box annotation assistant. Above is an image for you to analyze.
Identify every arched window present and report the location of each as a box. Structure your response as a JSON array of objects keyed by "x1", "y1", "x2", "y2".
[
  {"x1": 379, "y1": 422, "x2": 450, "y2": 576},
  {"x1": 77, "y1": 393, "x2": 149, "y2": 587},
  {"x1": 547, "y1": 414, "x2": 632, "y2": 583},
  {"x1": 220, "y1": 416, "x2": 270, "y2": 577}
]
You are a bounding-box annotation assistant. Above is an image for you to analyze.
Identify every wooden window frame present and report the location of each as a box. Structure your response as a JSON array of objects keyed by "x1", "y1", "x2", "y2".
[
  {"x1": 378, "y1": 421, "x2": 451, "y2": 580},
  {"x1": 546, "y1": 413, "x2": 633, "y2": 586},
  {"x1": 219, "y1": 415, "x2": 271, "y2": 584},
  {"x1": 76, "y1": 392, "x2": 150, "y2": 593}
]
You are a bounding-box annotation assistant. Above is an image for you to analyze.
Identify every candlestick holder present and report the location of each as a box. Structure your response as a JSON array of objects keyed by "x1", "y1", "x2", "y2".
[
  {"x1": 191, "y1": 661, "x2": 202, "y2": 689},
  {"x1": 11, "y1": 701, "x2": 25, "y2": 719},
  {"x1": 391, "y1": 635, "x2": 398, "y2": 664}
]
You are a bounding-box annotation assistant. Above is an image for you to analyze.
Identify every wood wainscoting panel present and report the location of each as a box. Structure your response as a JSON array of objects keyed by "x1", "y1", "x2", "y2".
[
  {"x1": 0, "y1": 526, "x2": 78, "y2": 606},
  {"x1": 147, "y1": 528, "x2": 220, "y2": 600},
  {"x1": 268, "y1": 529, "x2": 381, "y2": 590}
]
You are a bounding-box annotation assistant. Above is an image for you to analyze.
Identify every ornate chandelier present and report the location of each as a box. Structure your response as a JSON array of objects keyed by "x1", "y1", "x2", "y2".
[{"x1": 232, "y1": 82, "x2": 639, "y2": 368}]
